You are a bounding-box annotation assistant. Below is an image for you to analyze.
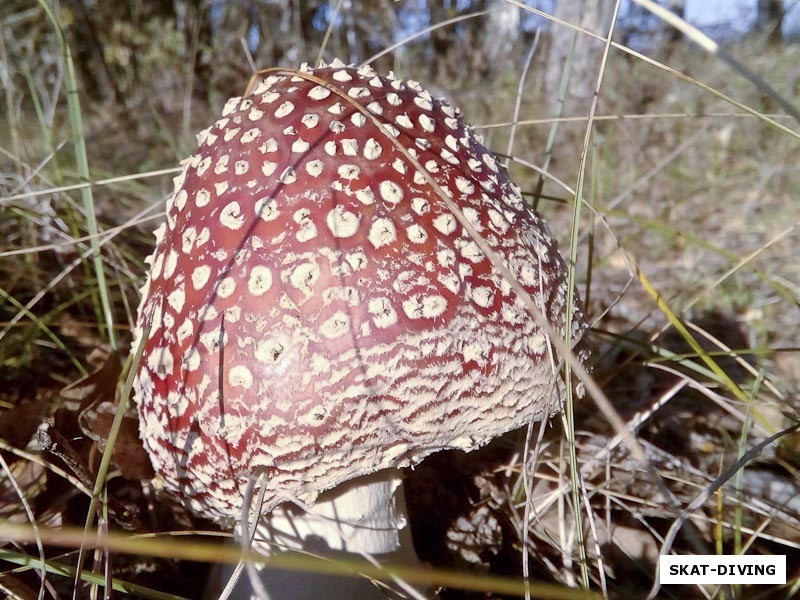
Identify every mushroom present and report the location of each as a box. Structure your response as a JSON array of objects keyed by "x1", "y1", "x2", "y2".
[{"x1": 132, "y1": 59, "x2": 587, "y2": 596}]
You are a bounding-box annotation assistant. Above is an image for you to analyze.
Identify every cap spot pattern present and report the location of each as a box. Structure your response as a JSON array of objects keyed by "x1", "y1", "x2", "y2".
[
  {"x1": 274, "y1": 101, "x2": 295, "y2": 118},
  {"x1": 131, "y1": 60, "x2": 588, "y2": 522},
  {"x1": 247, "y1": 265, "x2": 273, "y2": 295},
  {"x1": 326, "y1": 206, "x2": 360, "y2": 238},
  {"x1": 191, "y1": 265, "x2": 211, "y2": 290}
]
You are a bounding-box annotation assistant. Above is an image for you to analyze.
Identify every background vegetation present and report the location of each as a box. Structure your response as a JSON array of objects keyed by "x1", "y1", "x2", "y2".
[{"x1": 1, "y1": 1, "x2": 798, "y2": 598}]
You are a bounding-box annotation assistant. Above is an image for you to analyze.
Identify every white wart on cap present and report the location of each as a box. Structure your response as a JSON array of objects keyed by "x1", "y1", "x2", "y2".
[{"x1": 132, "y1": 59, "x2": 587, "y2": 521}]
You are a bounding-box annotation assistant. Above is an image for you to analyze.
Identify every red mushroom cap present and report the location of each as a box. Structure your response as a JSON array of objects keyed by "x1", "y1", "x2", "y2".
[{"x1": 133, "y1": 59, "x2": 587, "y2": 521}]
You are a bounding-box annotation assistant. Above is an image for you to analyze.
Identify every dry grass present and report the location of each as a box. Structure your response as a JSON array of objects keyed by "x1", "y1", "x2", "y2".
[{"x1": 1, "y1": 2, "x2": 799, "y2": 599}]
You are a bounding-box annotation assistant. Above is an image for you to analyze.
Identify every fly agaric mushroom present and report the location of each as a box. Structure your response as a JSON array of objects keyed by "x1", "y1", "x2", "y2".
[{"x1": 133, "y1": 59, "x2": 587, "y2": 593}]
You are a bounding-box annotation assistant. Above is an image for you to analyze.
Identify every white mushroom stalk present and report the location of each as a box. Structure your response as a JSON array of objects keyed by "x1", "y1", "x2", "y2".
[
  {"x1": 257, "y1": 472, "x2": 406, "y2": 554},
  {"x1": 132, "y1": 59, "x2": 588, "y2": 597}
]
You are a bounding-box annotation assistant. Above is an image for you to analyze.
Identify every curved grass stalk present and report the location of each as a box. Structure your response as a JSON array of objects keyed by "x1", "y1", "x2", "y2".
[{"x1": 37, "y1": 0, "x2": 117, "y2": 350}]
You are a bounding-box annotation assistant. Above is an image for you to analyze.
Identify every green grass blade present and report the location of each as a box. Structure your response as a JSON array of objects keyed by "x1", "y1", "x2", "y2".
[{"x1": 37, "y1": 0, "x2": 118, "y2": 351}]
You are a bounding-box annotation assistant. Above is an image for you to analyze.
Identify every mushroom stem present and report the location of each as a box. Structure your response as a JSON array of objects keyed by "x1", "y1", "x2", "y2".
[
  {"x1": 211, "y1": 471, "x2": 425, "y2": 599},
  {"x1": 258, "y1": 470, "x2": 408, "y2": 554}
]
